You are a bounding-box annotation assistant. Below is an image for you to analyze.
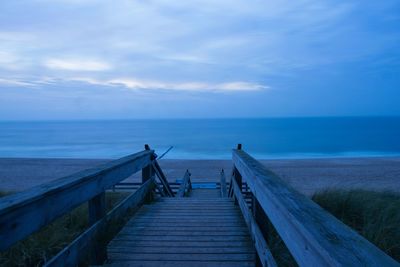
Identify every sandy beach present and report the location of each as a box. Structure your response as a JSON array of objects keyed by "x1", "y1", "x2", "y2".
[{"x1": 1, "y1": 157, "x2": 399, "y2": 195}]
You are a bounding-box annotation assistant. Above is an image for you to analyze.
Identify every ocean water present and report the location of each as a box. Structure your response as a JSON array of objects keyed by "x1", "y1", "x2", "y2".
[{"x1": 0, "y1": 117, "x2": 400, "y2": 159}]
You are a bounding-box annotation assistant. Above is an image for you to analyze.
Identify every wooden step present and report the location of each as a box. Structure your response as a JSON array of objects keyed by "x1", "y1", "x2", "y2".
[{"x1": 106, "y1": 196, "x2": 255, "y2": 266}]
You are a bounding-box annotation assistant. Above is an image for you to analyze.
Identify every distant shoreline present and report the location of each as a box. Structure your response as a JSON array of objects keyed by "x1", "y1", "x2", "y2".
[{"x1": 1, "y1": 157, "x2": 399, "y2": 195}]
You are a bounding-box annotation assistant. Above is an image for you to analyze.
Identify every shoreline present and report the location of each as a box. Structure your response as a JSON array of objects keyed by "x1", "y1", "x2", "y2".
[{"x1": 1, "y1": 157, "x2": 399, "y2": 195}]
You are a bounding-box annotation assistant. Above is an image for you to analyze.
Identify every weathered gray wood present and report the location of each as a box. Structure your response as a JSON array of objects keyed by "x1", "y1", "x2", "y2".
[
  {"x1": 107, "y1": 252, "x2": 255, "y2": 261},
  {"x1": 108, "y1": 240, "x2": 253, "y2": 248},
  {"x1": 231, "y1": 176, "x2": 277, "y2": 267},
  {"x1": 152, "y1": 160, "x2": 174, "y2": 197},
  {"x1": 126, "y1": 221, "x2": 247, "y2": 227},
  {"x1": 106, "y1": 260, "x2": 255, "y2": 267},
  {"x1": 88, "y1": 192, "x2": 106, "y2": 264},
  {"x1": 118, "y1": 229, "x2": 250, "y2": 236},
  {"x1": 108, "y1": 196, "x2": 256, "y2": 265},
  {"x1": 252, "y1": 194, "x2": 271, "y2": 251},
  {"x1": 89, "y1": 192, "x2": 106, "y2": 225},
  {"x1": 177, "y1": 170, "x2": 191, "y2": 197},
  {"x1": 233, "y1": 149, "x2": 400, "y2": 267},
  {"x1": 142, "y1": 149, "x2": 155, "y2": 202},
  {"x1": 45, "y1": 177, "x2": 156, "y2": 267},
  {"x1": 0, "y1": 149, "x2": 153, "y2": 251},
  {"x1": 233, "y1": 166, "x2": 242, "y2": 205},
  {"x1": 107, "y1": 246, "x2": 255, "y2": 254},
  {"x1": 120, "y1": 226, "x2": 249, "y2": 231},
  {"x1": 220, "y1": 169, "x2": 227, "y2": 197}
]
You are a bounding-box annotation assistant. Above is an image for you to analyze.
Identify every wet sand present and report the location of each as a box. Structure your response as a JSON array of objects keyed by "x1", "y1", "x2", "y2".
[{"x1": 0, "y1": 157, "x2": 399, "y2": 195}]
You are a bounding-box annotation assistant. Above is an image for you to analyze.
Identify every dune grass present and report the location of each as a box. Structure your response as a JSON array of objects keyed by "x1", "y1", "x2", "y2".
[
  {"x1": 0, "y1": 192, "x2": 129, "y2": 266},
  {"x1": 266, "y1": 189, "x2": 400, "y2": 266},
  {"x1": 313, "y1": 189, "x2": 400, "y2": 261}
]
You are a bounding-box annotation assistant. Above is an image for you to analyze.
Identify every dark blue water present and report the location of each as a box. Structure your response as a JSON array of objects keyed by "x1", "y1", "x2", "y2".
[{"x1": 0, "y1": 117, "x2": 399, "y2": 159}]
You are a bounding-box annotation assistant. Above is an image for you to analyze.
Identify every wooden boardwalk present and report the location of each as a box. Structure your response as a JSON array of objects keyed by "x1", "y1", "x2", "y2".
[
  {"x1": 1, "y1": 145, "x2": 398, "y2": 267},
  {"x1": 106, "y1": 188, "x2": 256, "y2": 266}
]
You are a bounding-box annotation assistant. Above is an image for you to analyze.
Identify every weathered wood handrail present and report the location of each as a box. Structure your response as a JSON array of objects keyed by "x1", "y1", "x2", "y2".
[
  {"x1": 45, "y1": 177, "x2": 156, "y2": 267},
  {"x1": 0, "y1": 149, "x2": 154, "y2": 252},
  {"x1": 228, "y1": 170, "x2": 277, "y2": 267},
  {"x1": 177, "y1": 170, "x2": 192, "y2": 197},
  {"x1": 232, "y1": 147, "x2": 399, "y2": 266}
]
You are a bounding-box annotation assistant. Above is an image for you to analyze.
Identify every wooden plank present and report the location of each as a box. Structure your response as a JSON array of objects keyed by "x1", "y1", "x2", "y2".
[
  {"x1": 139, "y1": 205, "x2": 238, "y2": 210},
  {"x1": 128, "y1": 211, "x2": 243, "y2": 218},
  {"x1": 0, "y1": 149, "x2": 153, "y2": 251},
  {"x1": 112, "y1": 235, "x2": 251, "y2": 242},
  {"x1": 107, "y1": 246, "x2": 254, "y2": 254},
  {"x1": 177, "y1": 170, "x2": 191, "y2": 197},
  {"x1": 108, "y1": 240, "x2": 253, "y2": 248},
  {"x1": 135, "y1": 210, "x2": 240, "y2": 216},
  {"x1": 128, "y1": 220, "x2": 246, "y2": 225},
  {"x1": 118, "y1": 229, "x2": 250, "y2": 236},
  {"x1": 106, "y1": 260, "x2": 255, "y2": 267},
  {"x1": 44, "y1": 178, "x2": 156, "y2": 267},
  {"x1": 130, "y1": 215, "x2": 242, "y2": 219},
  {"x1": 107, "y1": 252, "x2": 256, "y2": 261},
  {"x1": 119, "y1": 226, "x2": 249, "y2": 232},
  {"x1": 233, "y1": 149, "x2": 400, "y2": 267},
  {"x1": 151, "y1": 201, "x2": 233, "y2": 204},
  {"x1": 220, "y1": 169, "x2": 227, "y2": 197},
  {"x1": 231, "y1": 174, "x2": 277, "y2": 267},
  {"x1": 126, "y1": 221, "x2": 247, "y2": 227}
]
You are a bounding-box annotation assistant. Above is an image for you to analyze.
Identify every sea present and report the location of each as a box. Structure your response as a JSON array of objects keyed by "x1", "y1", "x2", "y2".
[{"x1": 0, "y1": 117, "x2": 399, "y2": 159}]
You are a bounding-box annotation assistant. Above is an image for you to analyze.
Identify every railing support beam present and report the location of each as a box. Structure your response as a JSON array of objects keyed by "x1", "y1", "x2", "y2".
[
  {"x1": 142, "y1": 144, "x2": 155, "y2": 202},
  {"x1": 88, "y1": 192, "x2": 106, "y2": 264}
]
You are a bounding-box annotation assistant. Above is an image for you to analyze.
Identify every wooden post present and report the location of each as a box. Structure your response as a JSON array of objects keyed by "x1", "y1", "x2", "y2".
[
  {"x1": 220, "y1": 169, "x2": 227, "y2": 197},
  {"x1": 88, "y1": 192, "x2": 106, "y2": 264},
  {"x1": 142, "y1": 144, "x2": 155, "y2": 202},
  {"x1": 234, "y1": 167, "x2": 242, "y2": 205},
  {"x1": 253, "y1": 195, "x2": 270, "y2": 246},
  {"x1": 233, "y1": 144, "x2": 243, "y2": 205}
]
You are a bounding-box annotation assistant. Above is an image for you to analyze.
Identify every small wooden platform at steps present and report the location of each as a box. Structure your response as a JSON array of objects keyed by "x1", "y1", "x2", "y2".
[{"x1": 106, "y1": 189, "x2": 256, "y2": 266}]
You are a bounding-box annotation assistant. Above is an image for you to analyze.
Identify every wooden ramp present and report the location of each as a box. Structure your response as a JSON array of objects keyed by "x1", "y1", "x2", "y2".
[{"x1": 106, "y1": 188, "x2": 256, "y2": 266}]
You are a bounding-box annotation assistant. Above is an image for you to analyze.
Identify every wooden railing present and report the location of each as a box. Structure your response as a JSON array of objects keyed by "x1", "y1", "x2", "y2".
[
  {"x1": 220, "y1": 169, "x2": 228, "y2": 197},
  {"x1": 0, "y1": 145, "x2": 170, "y2": 266},
  {"x1": 177, "y1": 170, "x2": 192, "y2": 197},
  {"x1": 231, "y1": 145, "x2": 399, "y2": 267}
]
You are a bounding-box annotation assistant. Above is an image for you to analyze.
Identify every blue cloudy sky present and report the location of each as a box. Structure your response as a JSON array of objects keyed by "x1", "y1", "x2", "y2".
[{"x1": 0, "y1": 0, "x2": 399, "y2": 120}]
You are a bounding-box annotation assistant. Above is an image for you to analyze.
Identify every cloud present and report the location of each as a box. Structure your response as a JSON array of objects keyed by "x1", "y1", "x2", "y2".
[
  {"x1": 0, "y1": 78, "x2": 34, "y2": 87},
  {"x1": 0, "y1": 75, "x2": 267, "y2": 92},
  {"x1": 71, "y1": 77, "x2": 267, "y2": 92},
  {"x1": 44, "y1": 58, "x2": 112, "y2": 71}
]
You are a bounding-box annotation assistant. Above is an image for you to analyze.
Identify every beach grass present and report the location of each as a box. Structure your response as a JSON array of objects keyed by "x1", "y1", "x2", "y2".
[
  {"x1": 313, "y1": 189, "x2": 400, "y2": 261},
  {"x1": 0, "y1": 191, "x2": 129, "y2": 266},
  {"x1": 266, "y1": 189, "x2": 400, "y2": 266}
]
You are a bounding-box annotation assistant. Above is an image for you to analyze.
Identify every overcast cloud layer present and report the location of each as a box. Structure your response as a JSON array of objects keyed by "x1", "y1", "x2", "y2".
[{"x1": 0, "y1": 0, "x2": 399, "y2": 119}]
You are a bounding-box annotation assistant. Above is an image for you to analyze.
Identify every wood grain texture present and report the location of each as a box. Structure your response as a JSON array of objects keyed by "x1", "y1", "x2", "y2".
[
  {"x1": 231, "y1": 176, "x2": 277, "y2": 267},
  {"x1": 0, "y1": 149, "x2": 153, "y2": 251},
  {"x1": 45, "y1": 177, "x2": 156, "y2": 267},
  {"x1": 107, "y1": 196, "x2": 255, "y2": 266},
  {"x1": 220, "y1": 169, "x2": 227, "y2": 197},
  {"x1": 233, "y1": 149, "x2": 400, "y2": 267},
  {"x1": 152, "y1": 160, "x2": 175, "y2": 197},
  {"x1": 177, "y1": 170, "x2": 191, "y2": 197}
]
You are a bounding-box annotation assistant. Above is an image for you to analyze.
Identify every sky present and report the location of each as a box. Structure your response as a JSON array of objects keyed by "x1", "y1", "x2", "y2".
[{"x1": 0, "y1": 0, "x2": 399, "y2": 120}]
